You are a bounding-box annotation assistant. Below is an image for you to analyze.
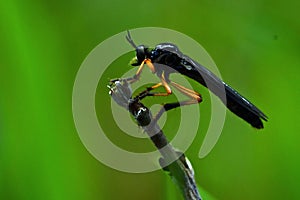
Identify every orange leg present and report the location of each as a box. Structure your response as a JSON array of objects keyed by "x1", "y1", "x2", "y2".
[
  {"x1": 121, "y1": 60, "x2": 202, "y2": 123},
  {"x1": 133, "y1": 79, "x2": 203, "y2": 126},
  {"x1": 170, "y1": 81, "x2": 202, "y2": 104},
  {"x1": 148, "y1": 81, "x2": 202, "y2": 125},
  {"x1": 126, "y1": 59, "x2": 156, "y2": 84},
  {"x1": 143, "y1": 72, "x2": 172, "y2": 97}
]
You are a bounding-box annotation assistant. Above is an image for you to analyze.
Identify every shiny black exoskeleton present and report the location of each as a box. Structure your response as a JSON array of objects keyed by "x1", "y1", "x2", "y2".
[{"x1": 126, "y1": 32, "x2": 268, "y2": 129}]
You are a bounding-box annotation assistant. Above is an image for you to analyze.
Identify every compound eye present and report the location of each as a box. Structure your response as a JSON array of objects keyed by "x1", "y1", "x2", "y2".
[{"x1": 136, "y1": 45, "x2": 146, "y2": 63}]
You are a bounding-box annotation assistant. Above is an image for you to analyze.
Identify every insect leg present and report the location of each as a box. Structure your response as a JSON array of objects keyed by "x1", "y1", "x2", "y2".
[
  {"x1": 139, "y1": 71, "x2": 173, "y2": 97},
  {"x1": 125, "y1": 59, "x2": 156, "y2": 84},
  {"x1": 153, "y1": 81, "x2": 202, "y2": 123},
  {"x1": 171, "y1": 81, "x2": 202, "y2": 103},
  {"x1": 135, "y1": 80, "x2": 202, "y2": 124}
]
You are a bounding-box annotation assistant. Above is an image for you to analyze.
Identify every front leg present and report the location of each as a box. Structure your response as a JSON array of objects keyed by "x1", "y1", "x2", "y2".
[{"x1": 110, "y1": 59, "x2": 156, "y2": 84}]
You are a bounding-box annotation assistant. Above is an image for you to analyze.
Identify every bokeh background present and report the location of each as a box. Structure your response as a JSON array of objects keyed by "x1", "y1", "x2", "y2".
[{"x1": 1, "y1": 0, "x2": 299, "y2": 199}]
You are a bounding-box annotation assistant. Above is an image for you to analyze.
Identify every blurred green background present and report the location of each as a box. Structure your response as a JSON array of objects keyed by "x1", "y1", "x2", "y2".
[{"x1": 1, "y1": 0, "x2": 299, "y2": 199}]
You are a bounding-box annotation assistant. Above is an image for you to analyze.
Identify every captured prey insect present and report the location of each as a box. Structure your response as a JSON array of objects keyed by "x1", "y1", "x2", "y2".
[
  {"x1": 120, "y1": 31, "x2": 267, "y2": 129},
  {"x1": 108, "y1": 79, "x2": 152, "y2": 127},
  {"x1": 109, "y1": 79, "x2": 186, "y2": 127}
]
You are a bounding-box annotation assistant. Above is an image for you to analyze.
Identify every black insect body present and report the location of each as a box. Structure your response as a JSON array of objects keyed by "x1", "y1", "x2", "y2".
[{"x1": 125, "y1": 31, "x2": 267, "y2": 129}]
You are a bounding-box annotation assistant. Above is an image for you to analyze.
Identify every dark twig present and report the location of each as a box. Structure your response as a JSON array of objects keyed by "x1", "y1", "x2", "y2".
[{"x1": 108, "y1": 79, "x2": 202, "y2": 200}]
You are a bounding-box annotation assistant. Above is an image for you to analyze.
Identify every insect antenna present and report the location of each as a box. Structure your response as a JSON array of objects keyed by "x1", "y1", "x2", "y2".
[{"x1": 126, "y1": 30, "x2": 137, "y2": 49}]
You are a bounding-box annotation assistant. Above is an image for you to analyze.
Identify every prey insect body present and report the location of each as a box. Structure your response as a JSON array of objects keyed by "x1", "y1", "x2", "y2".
[{"x1": 124, "y1": 31, "x2": 267, "y2": 129}]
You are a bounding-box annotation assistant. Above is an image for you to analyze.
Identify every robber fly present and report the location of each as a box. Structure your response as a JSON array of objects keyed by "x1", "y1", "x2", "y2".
[{"x1": 122, "y1": 31, "x2": 267, "y2": 129}]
